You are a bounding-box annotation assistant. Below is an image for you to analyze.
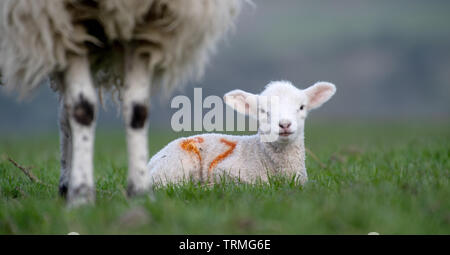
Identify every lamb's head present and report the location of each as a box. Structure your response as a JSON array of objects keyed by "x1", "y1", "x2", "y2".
[{"x1": 224, "y1": 81, "x2": 336, "y2": 144}]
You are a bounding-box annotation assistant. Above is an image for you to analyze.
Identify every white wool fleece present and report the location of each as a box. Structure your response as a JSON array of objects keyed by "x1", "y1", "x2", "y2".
[
  {"x1": 148, "y1": 81, "x2": 336, "y2": 186},
  {"x1": 0, "y1": 0, "x2": 242, "y2": 96}
]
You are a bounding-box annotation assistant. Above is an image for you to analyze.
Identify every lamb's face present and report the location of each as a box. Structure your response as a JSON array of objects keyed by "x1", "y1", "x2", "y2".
[
  {"x1": 258, "y1": 82, "x2": 309, "y2": 143},
  {"x1": 224, "y1": 81, "x2": 336, "y2": 143}
]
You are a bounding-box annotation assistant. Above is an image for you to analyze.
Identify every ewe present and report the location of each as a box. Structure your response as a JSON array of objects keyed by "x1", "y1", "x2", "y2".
[
  {"x1": 0, "y1": 0, "x2": 242, "y2": 206},
  {"x1": 148, "y1": 81, "x2": 336, "y2": 186}
]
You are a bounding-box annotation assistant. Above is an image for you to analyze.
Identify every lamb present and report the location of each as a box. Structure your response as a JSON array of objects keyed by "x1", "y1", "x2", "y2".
[
  {"x1": 0, "y1": 0, "x2": 243, "y2": 206},
  {"x1": 147, "y1": 80, "x2": 336, "y2": 186}
]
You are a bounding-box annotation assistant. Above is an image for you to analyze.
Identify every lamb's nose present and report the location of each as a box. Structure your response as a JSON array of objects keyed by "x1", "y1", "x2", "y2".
[{"x1": 279, "y1": 120, "x2": 292, "y2": 129}]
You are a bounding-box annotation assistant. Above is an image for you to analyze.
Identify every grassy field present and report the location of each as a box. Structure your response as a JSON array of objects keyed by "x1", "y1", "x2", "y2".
[{"x1": 0, "y1": 121, "x2": 449, "y2": 234}]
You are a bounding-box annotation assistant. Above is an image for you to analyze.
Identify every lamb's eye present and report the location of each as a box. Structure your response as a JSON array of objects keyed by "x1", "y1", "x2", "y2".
[{"x1": 299, "y1": 105, "x2": 305, "y2": 111}]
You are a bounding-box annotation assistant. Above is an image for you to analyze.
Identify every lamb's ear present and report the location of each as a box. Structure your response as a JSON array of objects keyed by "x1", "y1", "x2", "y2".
[
  {"x1": 224, "y1": 89, "x2": 258, "y2": 118},
  {"x1": 304, "y1": 82, "x2": 336, "y2": 110}
]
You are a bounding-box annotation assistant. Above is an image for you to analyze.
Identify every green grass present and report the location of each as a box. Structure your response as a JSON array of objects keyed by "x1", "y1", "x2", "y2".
[{"x1": 0, "y1": 122, "x2": 449, "y2": 234}]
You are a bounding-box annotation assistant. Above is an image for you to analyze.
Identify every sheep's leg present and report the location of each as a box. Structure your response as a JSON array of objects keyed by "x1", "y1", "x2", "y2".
[
  {"x1": 123, "y1": 54, "x2": 151, "y2": 197},
  {"x1": 58, "y1": 92, "x2": 72, "y2": 197},
  {"x1": 63, "y1": 56, "x2": 98, "y2": 206}
]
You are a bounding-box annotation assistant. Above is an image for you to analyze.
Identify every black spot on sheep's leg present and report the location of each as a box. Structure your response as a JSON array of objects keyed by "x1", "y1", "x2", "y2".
[
  {"x1": 73, "y1": 95, "x2": 94, "y2": 126},
  {"x1": 130, "y1": 104, "x2": 148, "y2": 129}
]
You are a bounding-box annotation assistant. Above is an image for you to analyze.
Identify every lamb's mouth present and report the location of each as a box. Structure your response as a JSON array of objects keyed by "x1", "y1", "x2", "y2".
[{"x1": 279, "y1": 132, "x2": 293, "y2": 137}]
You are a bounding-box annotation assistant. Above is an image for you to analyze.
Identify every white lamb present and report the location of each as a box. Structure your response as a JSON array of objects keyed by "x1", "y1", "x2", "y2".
[
  {"x1": 0, "y1": 0, "x2": 243, "y2": 206},
  {"x1": 147, "y1": 81, "x2": 336, "y2": 186}
]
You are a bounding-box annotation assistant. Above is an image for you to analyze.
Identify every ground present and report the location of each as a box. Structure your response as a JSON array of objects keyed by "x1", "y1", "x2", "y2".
[{"x1": 0, "y1": 121, "x2": 449, "y2": 234}]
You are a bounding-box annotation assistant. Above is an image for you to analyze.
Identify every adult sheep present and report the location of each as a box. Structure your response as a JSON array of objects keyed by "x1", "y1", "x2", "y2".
[{"x1": 0, "y1": 0, "x2": 243, "y2": 206}]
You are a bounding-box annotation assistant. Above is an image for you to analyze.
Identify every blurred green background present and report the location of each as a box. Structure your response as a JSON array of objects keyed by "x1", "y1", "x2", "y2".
[
  {"x1": 0, "y1": 0, "x2": 449, "y2": 235},
  {"x1": 1, "y1": 0, "x2": 449, "y2": 133}
]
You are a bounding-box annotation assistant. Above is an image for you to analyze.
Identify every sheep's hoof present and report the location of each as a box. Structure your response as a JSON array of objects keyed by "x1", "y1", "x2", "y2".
[
  {"x1": 58, "y1": 175, "x2": 70, "y2": 198},
  {"x1": 127, "y1": 182, "x2": 152, "y2": 198},
  {"x1": 58, "y1": 183, "x2": 68, "y2": 198},
  {"x1": 67, "y1": 184, "x2": 95, "y2": 207}
]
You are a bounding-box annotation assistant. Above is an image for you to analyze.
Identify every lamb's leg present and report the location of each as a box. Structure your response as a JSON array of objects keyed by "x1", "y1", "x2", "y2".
[
  {"x1": 63, "y1": 55, "x2": 98, "y2": 206},
  {"x1": 58, "y1": 92, "x2": 72, "y2": 197},
  {"x1": 122, "y1": 54, "x2": 151, "y2": 197}
]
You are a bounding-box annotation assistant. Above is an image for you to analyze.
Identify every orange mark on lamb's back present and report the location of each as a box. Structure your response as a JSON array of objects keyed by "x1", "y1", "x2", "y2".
[
  {"x1": 180, "y1": 137, "x2": 204, "y2": 162},
  {"x1": 209, "y1": 138, "x2": 237, "y2": 172}
]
